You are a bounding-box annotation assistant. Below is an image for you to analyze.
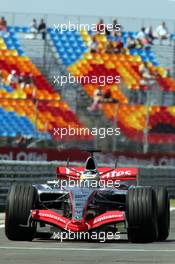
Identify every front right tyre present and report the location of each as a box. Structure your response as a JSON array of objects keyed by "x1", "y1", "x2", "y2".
[
  {"x1": 154, "y1": 186, "x2": 170, "y2": 241},
  {"x1": 5, "y1": 183, "x2": 37, "y2": 241}
]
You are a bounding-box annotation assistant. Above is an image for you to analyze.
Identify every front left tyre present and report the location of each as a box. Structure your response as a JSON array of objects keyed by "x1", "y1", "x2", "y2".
[
  {"x1": 126, "y1": 186, "x2": 158, "y2": 243},
  {"x1": 5, "y1": 183, "x2": 37, "y2": 241}
]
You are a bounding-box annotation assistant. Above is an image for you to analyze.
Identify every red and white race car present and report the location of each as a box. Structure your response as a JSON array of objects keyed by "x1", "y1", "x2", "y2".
[{"x1": 5, "y1": 153, "x2": 170, "y2": 242}]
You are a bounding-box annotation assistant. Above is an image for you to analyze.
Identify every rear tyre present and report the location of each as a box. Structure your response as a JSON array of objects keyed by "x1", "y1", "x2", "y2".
[
  {"x1": 5, "y1": 183, "x2": 37, "y2": 241},
  {"x1": 154, "y1": 187, "x2": 170, "y2": 241},
  {"x1": 126, "y1": 187, "x2": 158, "y2": 243}
]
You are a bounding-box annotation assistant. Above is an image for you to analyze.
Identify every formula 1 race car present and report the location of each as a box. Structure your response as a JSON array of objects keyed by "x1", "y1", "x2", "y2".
[{"x1": 5, "y1": 152, "x2": 170, "y2": 243}]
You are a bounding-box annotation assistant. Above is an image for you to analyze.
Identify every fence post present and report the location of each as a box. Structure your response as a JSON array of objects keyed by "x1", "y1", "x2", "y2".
[
  {"x1": 143, "y1": 89, "x2": 150, "y2": 153},
  {"x1": 173, "y1": 21, "x2": 175, "y2": 78}
]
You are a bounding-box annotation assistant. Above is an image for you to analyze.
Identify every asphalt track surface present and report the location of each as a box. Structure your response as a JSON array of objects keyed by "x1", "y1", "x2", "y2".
[{"x1": 0, "y1": 211, "x2": 174, "y2": 264}]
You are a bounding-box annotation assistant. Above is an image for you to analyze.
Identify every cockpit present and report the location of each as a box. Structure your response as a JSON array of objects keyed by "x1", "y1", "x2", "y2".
[{"x1": 80, "y1": 156, "x2": 100, "y2": 182}]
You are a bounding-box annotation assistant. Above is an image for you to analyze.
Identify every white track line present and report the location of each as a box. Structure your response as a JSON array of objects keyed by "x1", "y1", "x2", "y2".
[{"x1": 0, "y1": 247, "x2": 175, "y2": 252}]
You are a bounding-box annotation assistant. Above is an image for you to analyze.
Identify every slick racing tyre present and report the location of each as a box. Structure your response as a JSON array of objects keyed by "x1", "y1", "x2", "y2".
[
  {"x1": 154, "y1": 187, "x2": 170, "y2": 241},
  {"x1": 5, "y1": 183, "x2": 37, "y2": 241},
  {"x1": 126, "y1": 187, "x2": 158, "y2": 243}
]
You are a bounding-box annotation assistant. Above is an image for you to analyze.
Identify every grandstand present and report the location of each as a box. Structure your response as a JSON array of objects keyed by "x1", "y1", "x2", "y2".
[
  {"x1": 48, "y1": 24, "x2": 175, "y2": 150},
  {"x1": 1, "y1": 14, "x2": 175, "y2": 152},
  {"x1": 0, "y1": 27, "x2": 91, "y2": 146}
]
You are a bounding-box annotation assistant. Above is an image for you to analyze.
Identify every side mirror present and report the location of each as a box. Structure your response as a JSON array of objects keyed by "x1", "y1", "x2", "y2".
[{"x1": 66, "y1": 158, "x2": 70, "y2": 168}]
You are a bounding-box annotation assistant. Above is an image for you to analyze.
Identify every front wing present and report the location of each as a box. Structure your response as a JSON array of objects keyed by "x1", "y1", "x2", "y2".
[{"x1": 32, "y1": 209, "x2": 125, "y2": 232}]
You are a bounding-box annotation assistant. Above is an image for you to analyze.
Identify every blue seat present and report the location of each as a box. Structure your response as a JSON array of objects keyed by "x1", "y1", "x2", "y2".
[
  {"x1": 53, "y1": 36, "x2": 59, "y2": 42},
  {"x1": 5, "y1": 85, "x2": 13, "y2": 92},
  {"x1": 63, "y1": 42, "x2": 70, "y2": 48},
  {"x1": 61, "y1": 53, "x2": 68, "y2": 59},
  {"x1": 66, "y1": 31, "x2": 74, "y2": 37},
  {"x1": 141, "y1": 55, "x2": 149, "y2": 62},
  {"x1": 7, "y1": 44, "x2": 15, "y2": 49},
  {"x1": 129, "y1": 49, "x2": 138, "y2": 55},
  {"x1": 9, "y1": 132, "x2": 17, "y2": 137},
  {"x1": 18, "y1": 49, "x2": 25, "y2": 56},
  {"x1": 72, "y1": 42, "x2": 78, "y2": 48},
  {"x1": 151, "y1": 59, "x2": 159, "y2": 66},
  {"x1": 67, "y1": 48, "x2": 74, "y2": 54},
  {"x1": 63, "y1": 59, "x2": 71, "y2": 66},
  {"x1": 0, "y1": 131, "x2": 8, "y2": 136},
  {"x1": 69, "y1": 37, "x2": 76, "y2": 43},
  {"x1": 22, "y1": 27, "x2": 30, "y2": 33},
  {"x1": 75, "y1": 49, "x2": 82, "y2": 55},
  {"x1": 137, "y1": 49, "x2": 146, "y2": 56},
  {"x1": 88, "y1": 29, "x2": 93, "y2": 35},
  {"x1": 14, "y1": 44, "x2": 21, "y2": 49},
  {"x1": 14, "y1": 26, "x2": 23, "y2": 33},
  {"x1": 16, "y1": 46, "x2": 23, "y2": 51},
  {"x1": 128, "y1": 31, "x2": 137, "y2": 38},
  {"x1": 80, "y1": 46, "x2": 88, "y2": 53},
  {"x1": 148, "y1": 54, "x2": 155, "y2": 60},
  {"x1": 122, "y1": 32, "x2": 128, "y2": 37},
  {"x1": 11, "y1": 35, "x2": 18, "y2": 42},
  {"x1": 0, "y1": 107, "x2": 5, "y2": 112},
  {"x1": 7, "y1": 26, "x2": 15, "y2": 33},
  {"x1": 5, "y1": 39, "x2": 13, "y2": 45},
  {"x1": 76, "y1": 36, "x2": 84, "y2": 43},
  {"x1": 74, "y1": 31, "x2": 80, "y2": 37},
  {"x1": 70, "y1": 54, "x2": 77, "y2": 61},
  {"x1": 170, "y1": 34, "x2": 175, "y2": 41},
  {"x1": 107, "y1": 36, "x2": 115, "y2": 41},
  {"x1": 59, "y1": 35, "x2": 67, "y2": 42},
  {"x1": 47, "y1": 28, "x2": 53, "y2": 33},
  {"x1": 55, "y1": 41, "x2": 62, "y2": 48},
  {"x1": 57, "y1": 47, "x2": 66, "y2": 55}
]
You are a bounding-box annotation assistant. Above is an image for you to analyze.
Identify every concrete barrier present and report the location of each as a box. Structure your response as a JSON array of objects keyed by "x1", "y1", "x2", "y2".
[{"x1": 138, "y1": 167, "x2": 175, "y2": 198}]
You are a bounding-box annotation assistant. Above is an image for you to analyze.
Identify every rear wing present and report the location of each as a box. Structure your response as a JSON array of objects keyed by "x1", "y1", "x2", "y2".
[{"x1": 56, "y1": 167, "x2": 138, "y2": 182}]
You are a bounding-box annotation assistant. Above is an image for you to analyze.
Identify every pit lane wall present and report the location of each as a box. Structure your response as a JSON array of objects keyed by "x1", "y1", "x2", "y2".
[{"x1": 0, "y1": 161, "x2": 174, "y2": 211}]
